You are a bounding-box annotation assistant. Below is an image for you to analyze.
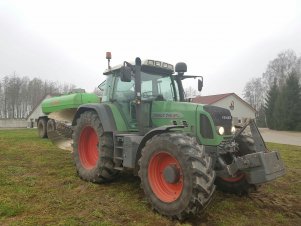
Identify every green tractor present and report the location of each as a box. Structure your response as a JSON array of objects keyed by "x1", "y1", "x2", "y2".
[{"x1": 38, "y1": 54, "x2": 285, "y2": 219}]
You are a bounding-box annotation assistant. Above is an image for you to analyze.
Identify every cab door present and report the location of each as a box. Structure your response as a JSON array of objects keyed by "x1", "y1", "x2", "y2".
[{"x1": 112, "y1": 75, "x2": 137, "y2": 130}]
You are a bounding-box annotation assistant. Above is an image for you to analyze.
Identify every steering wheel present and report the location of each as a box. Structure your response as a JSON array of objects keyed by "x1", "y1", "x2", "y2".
[
  {"x1": 142, "y1": 91, "x2": 165, "y2": 101},
  {"x1": 142, "y1": 91, "x2": 158, "y2": 98}
]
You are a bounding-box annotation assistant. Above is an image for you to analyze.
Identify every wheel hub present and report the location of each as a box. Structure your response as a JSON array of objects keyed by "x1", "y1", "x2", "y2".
[
  {"x1": 163, "y1": 164, "x2": 180, "y2": 184},
  {"x1": 148, "y1": 152, "x2": 184, "y2": 202}
]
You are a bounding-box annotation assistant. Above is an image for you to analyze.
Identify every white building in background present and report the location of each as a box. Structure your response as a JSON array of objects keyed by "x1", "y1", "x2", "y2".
[
  {"x1": 193, "y1": 93, "x2": 256, "y2": 125},
  {"x1": 26, "y1": 94, "x2": 53, "y2": 128}
]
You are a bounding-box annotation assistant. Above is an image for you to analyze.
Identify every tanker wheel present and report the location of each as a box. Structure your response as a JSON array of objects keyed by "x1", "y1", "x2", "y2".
[
  {"x1": 46, "y1": 119, "x2": 56, "y2": 134},
  {"x1": 215, "y1": 135, "x2": 256, "y2": 195},
  {"x1": 139, "y1": 133, "x2": 215, "y2": 220},
  {"x1": 37, "y1": 118, "x2": 48, "y2": 138},
  {"x1": 73, "y1": 111, "x2": 118, "y2": 183}
]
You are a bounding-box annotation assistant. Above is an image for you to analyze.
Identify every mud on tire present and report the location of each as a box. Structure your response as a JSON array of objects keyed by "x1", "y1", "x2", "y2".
[
  {"x1": 73, "y1": 111, "x2": 118, "y2": 183},
  {"x1": 138, "y1": 133, "x2": 215, "y2": 220},
  {"x1": 38, "y1": 118, "x2": 48, "y2": 138},
  {"x1": 215, "y1": 135, "x2": 256, "y2": 195},
  {"x1": 46, "y1": 119, "x2": 56, "y2": 134}
]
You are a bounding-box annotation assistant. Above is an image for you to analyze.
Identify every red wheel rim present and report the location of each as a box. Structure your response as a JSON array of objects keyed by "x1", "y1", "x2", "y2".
[
  {"x1": 79, "y1": 126, "x2": 99, "y2": 169},
  {"x1": 221, "y1": 173, "x2": 244, "y2": 182},
  {"x1": 148, "y1": 152, "x2": 183, "y2": 203}
]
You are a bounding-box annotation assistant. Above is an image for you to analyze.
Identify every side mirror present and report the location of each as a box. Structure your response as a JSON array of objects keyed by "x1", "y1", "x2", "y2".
[
  {"x1": 120, "y1": 66, "x2": 132, "y2": 82},
  {"x1": 198, "y1": 78, "x2": 203, "y2": 92}
]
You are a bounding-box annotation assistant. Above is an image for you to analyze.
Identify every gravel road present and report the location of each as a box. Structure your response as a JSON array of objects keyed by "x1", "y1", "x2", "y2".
[{"x1": 259, "y1": 128, "x2": 301, "y2": 146}]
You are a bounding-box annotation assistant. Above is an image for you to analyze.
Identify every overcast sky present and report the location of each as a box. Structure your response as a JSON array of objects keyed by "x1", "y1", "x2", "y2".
[{"x1": 1, "y1": 0, "x2": 300, "y2": 96}]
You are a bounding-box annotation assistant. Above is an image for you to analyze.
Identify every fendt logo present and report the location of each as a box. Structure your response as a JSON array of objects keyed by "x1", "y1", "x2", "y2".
[{"x1": 222, "y1": 116, "x2": 232, "y2": 120}]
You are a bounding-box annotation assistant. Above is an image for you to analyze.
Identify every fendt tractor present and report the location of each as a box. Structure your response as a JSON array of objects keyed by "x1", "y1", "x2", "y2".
[{"x1": 37, "y1": 53, "x2": 285, "y2": 219}]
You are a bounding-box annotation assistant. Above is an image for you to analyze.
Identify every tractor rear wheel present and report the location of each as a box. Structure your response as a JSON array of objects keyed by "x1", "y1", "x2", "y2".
[
  {"x1": 139, "y1": 133, "x2": 215, "y2": 220},
  {"x1": 73, "y1": 111, "x2": 118, "y2": 183},
  {"x1": 215, "y1": 135, "x2": 256, "y2": 194},
  {"x1": 38, "y1": 118, "x2": 48, "y2": 138}
]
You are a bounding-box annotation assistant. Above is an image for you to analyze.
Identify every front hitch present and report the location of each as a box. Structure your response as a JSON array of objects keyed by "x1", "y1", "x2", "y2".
[
  {"x1": 216, "y1": 120, "x2": 286, "y2": 184},
  {"x1": 236, "y1": 151, "x2": 285, "y2": 184}
]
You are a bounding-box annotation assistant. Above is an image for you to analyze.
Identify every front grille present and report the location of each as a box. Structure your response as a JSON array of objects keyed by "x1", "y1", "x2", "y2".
[
  {"x1": 204, "y1": 105, "x2": 232, "y2": 135},
  {"x1": 200, "y1": 114, "x2": 214, "y2": 139}
]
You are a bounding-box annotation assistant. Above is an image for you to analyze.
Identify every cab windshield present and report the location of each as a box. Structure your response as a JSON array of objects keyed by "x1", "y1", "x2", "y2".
[
  {"x1": 113, "y1": 72, "x2": 178, "y2": 102},
  {"x1": 140, "y1": 72, "x2": 178, "y2": 101}
]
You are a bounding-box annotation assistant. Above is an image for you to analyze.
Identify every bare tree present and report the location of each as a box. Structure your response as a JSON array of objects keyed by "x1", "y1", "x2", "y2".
[
  {"x1": 184, "y1": 86, "x2": 199, "y2": 98},
  {"x1": 28, "y1": 78, "x2": 44, "y2": 110},
  {"x1": 20, "y1": 77, "x2": 30, "y2": 118},
  {"x1": 245, "y1": 49, "x2": 301, "y2": 110},
  {"x1": 243, "y1": 77, "x2": 265, "y2": 111},
  {"x1": 61, "y1": 83, "x2": 76, "y2": 94},
  {"x1": 93, "y1": 87, "x2": 103, "y2": 96},
  {"x1": 5, "y1": 74, "x2": 23, "y2": 118},
  {"x1": 0, "y1": 74, "x2": 76, "y2": 119},
  {"x1": 2, "y1": 76, "x2": 9, "y2": 118},
  {"x1": 0, "y1": 81, "x2": 3, "y2": 118},
  {"x1": 262, "y1": 49, "x2": 300, "y2": 89}
]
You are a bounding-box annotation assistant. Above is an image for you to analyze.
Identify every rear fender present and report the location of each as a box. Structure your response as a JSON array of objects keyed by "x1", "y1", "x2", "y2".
[{"x1": 72, "y1": 103, "x2": 117, "y2": 132}]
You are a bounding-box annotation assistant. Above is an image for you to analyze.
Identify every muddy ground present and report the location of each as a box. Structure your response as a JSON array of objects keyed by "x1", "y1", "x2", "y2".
[{"x1": 0, "y1": 129, "x2": 300, "y2": 226}]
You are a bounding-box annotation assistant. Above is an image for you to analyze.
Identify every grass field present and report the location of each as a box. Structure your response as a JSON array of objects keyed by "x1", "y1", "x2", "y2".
[{"x1": 0, "y1": 129, "x2": 300, "y2": 226}]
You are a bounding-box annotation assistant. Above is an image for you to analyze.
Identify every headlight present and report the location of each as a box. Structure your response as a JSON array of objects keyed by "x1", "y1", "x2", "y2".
[
  {"x1": 231, "y1": 126, "x2": 236, "y2": 134},
  {"x1": 217, "y1": 126, "x2": 225, "y2": 135}
]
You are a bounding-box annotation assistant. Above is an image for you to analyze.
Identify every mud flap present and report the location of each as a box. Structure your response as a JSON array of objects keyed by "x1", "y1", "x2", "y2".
[{"x1": 236, "y1": 151, "x2": 285, "y2": 184}]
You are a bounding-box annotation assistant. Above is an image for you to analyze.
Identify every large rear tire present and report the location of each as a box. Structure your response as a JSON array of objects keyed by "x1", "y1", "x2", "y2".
[
  {"x1": 73, "y1": 111, "x2": 118, "y2": 183},
  {"x1": 139, "y1": 133, "x2": 215, "y2": 220},
  {"x1": 215, "y1": 135, "x2": 256, "y2": 194},
  {"x1": 37, "y1": 118, "x2": 48, "y2": 138}
]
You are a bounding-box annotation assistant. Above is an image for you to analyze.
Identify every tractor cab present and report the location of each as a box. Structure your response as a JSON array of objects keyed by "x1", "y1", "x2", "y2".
[
  {"x1": 100, "y1": 55, "x2": 204, "y2": 134},
  {"x1": 101, "y1": 59, "x2": 178, "y2": 130}
]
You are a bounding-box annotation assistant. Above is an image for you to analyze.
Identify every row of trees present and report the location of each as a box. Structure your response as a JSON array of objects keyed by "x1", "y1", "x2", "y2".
[
  {"x1": 243, "y1": 49, "x2": 301, "y2": 130},
  {"x1": 0, "y1": 74, "x2": 75, "y2": 119},
  {"x1": 265, "y1": 72, "x2": 301, "y2": 130}
]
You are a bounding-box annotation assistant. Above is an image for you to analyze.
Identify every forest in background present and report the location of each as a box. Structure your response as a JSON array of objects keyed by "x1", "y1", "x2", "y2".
[
  {"x1": 0, "y1": 74, "x2": 75, "y2": 119},
  {"x1": 243, "y1": 49, "x2": 301, "y2": 131}
]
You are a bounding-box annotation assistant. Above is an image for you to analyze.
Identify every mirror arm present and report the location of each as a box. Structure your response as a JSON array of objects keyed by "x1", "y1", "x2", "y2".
[
  {"x1": 123, "y1": 61, "x2": 135, "y2": 71},
  {"x1": 179, "y1": 75, "x2": 203, "y2": 80}
]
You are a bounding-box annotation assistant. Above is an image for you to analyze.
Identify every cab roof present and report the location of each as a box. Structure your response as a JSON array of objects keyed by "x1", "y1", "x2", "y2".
[{"x1": 103, "y1": 59, "x2": 174, "y2": 75}]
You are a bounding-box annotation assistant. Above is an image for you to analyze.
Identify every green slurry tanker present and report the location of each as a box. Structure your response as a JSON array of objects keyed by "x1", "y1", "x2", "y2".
[
  {"x1": 38, "y1": 92, "x2": 100, "y2": 150},
  {"x1": 37, "y1": 53, "x2": 285, "y2": 220}
]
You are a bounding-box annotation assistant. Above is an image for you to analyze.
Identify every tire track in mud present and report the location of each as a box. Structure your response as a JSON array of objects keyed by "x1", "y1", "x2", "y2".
[{"x1": 249, "y1": 192, "x2": 301, "y2": 218}]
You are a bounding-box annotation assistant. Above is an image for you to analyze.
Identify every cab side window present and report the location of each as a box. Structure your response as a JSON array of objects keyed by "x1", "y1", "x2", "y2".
[{"x1": 113, "y1": 76, "x2": 135, "y2": 101}]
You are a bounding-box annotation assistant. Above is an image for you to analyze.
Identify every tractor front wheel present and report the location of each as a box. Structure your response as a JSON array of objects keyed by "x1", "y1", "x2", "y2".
[
  {"x1": 215, "y1": 173, "x2": 252, "y2": 195},
  {"x1": 215, "y1": 135, "x2": 256, "y2": 194},
  {"x1": 73, "y1": 111, "x2": 118, "y2": 183},
  {"x1": 139, "y1": 133, "x2": 215, "y2": 220}
]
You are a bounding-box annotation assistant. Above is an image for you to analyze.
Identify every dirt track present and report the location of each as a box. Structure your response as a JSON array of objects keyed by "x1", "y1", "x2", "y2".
[{"x1": 259, "y1": 128, "x2": 301, "y2": 146}]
